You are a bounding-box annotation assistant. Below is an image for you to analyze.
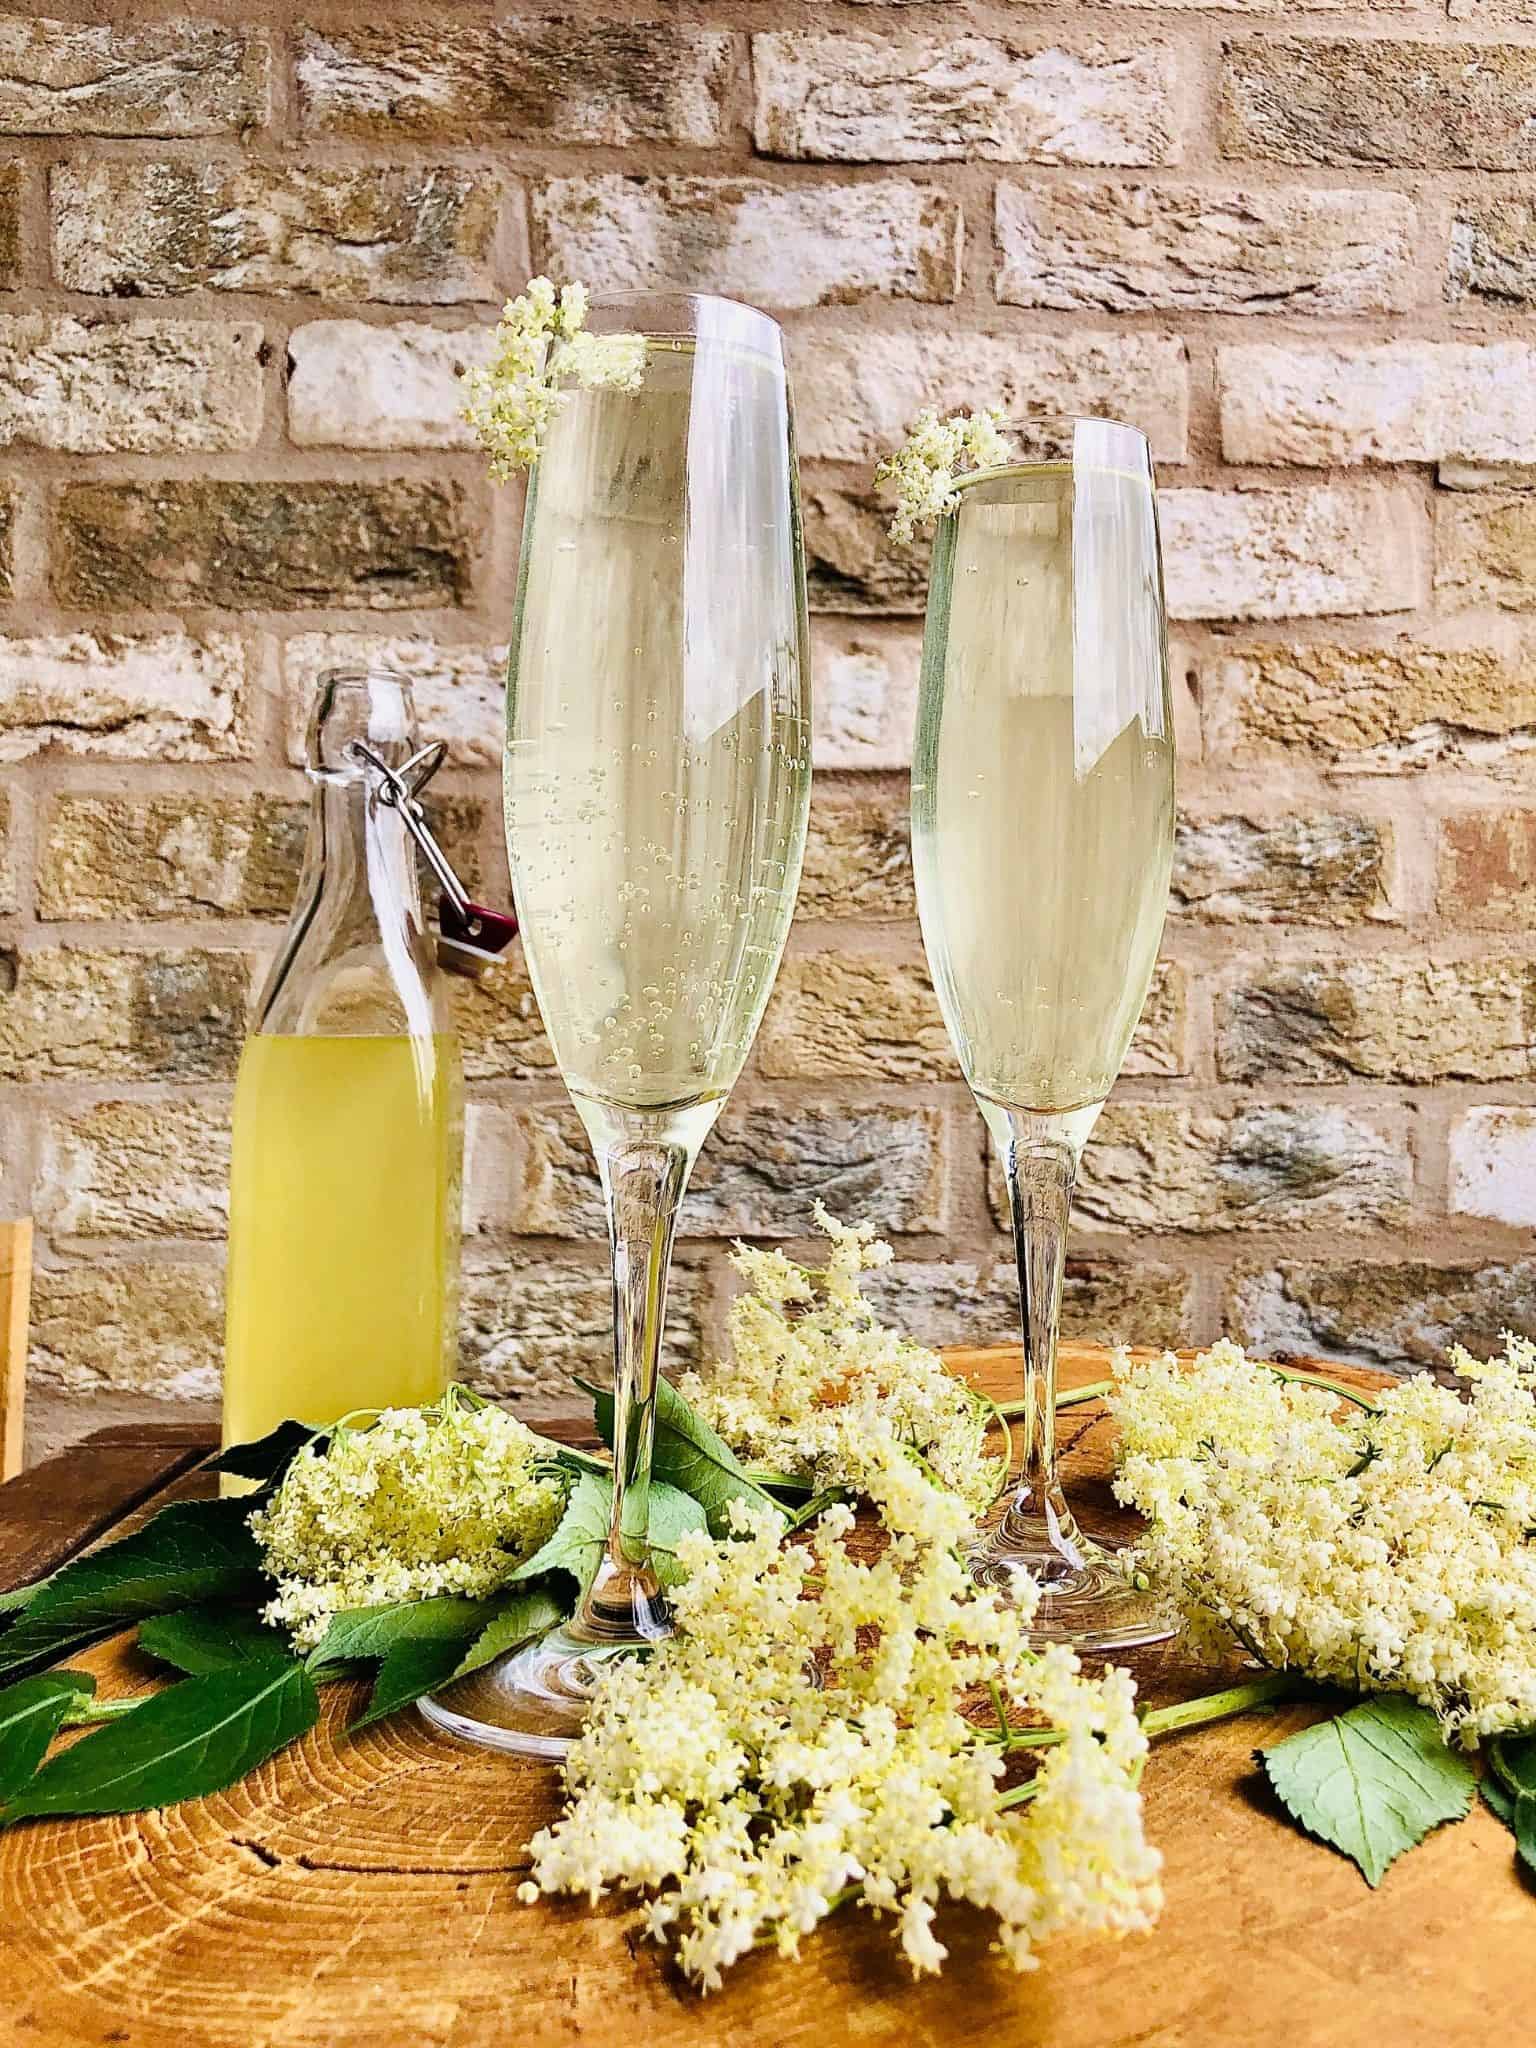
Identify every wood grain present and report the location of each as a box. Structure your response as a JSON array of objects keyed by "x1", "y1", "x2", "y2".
[
  {"x1": 0, "y1": 1347, "x2": 1527, "y2": 2048},
  {"x1": 0, "y1": 1219, "x2": 32, "y2": 1481}
]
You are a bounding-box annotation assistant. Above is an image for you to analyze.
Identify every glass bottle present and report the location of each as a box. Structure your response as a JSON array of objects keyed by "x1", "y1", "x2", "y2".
[{"x1": 221, "y1": 670, "x2": 463, "y2": 1454}]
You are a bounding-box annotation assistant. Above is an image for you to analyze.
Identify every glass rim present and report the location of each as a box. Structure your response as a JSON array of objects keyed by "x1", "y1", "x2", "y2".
[
  {"x1": 581, "y1": 289, "x2": 786, "y2": 355},
  {"x1": 948, "y1": 414, "x2": 1155, "y2": 495}
]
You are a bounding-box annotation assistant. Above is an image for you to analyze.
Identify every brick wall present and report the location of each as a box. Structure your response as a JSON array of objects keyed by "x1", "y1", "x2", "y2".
[{"x1": 3, "y1": 2, "x2": 1535, "y2": 1459}]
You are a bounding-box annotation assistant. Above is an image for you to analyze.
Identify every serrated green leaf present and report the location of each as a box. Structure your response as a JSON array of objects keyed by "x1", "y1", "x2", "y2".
[
  {"x1": 0, "y1": 1672, "x2": 95, "y2": 1798},
  {"x1": 307, "y1": 1595, "x2": 502, "y2": 1673},
  {"x1": 1485, "y1": 1777, "x2": 1516, "y2": 1829},
  {"x1": 581, "y1": 1376, "x2": 786, "y2": 1539},
  {"x1": 2, "y1": 1658, "x2": 317, "y2": 1823},
  {"x1": 350, "y1": 1588, "x2": 566, "y2": 1730},
  {"x1": 509, "y1": 1472, "x2": 706, "y2": 1599},
  {"x1": 451, "y1": 1590, "x2": 566, "y2": 1683},
  {"x1": 138, "y1": 1606, "x2": 291, "y2": 1676},
  {"x1": 0, "y1": 1500, "x2": 267, "y2": 1681},
  {"x1": 208, "y1": 1419, "x2": 326, "y2": 1485},
  {"x1": 1490, "y1": 1733, "x2": 1536, "y2": 1801},
  {"x1": 1517, "y1": 1791, "x2": 1536, "y2": 1880},
  {"x1": 1259, "y1": 1695, "x2": 1475, "y2": 1887}
]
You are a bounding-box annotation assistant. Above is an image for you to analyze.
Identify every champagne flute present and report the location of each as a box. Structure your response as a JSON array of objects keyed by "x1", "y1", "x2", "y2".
[
  {"x1": 422, "y1": 293, "x2": 811, "y2": 1754},
  {"x1": 910, "y1": 416, "x2": 1174, "y2": 1649}
]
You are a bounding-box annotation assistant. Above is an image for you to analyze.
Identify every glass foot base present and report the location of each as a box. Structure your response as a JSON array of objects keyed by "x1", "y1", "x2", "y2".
[
  {"x1": 418, "y1": 1624, "x2": 647, "y2": 1761},
  {"x1": 970, "y1": 1506, "x2": 1175, "y2": 1654}
]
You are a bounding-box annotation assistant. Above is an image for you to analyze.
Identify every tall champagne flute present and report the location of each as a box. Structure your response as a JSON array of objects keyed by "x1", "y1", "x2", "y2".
[
  {"x1": 422, "y1": 294, "x2": 811, "y2": 1755},
  {"x1": 911, "y1": 417, "x2": 1174, "y2": 1649}
]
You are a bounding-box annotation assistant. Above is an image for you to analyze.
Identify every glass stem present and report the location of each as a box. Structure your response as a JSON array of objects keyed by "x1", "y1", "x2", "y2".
[{"x1": 572, "y1": 1098, "x2": 715, "y2": 1646}]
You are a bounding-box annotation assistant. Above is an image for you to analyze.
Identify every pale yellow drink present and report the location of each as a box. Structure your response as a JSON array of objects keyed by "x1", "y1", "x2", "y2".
[{"x1": 221, "y1": 1032, "x2": 461, "y2": 1450}]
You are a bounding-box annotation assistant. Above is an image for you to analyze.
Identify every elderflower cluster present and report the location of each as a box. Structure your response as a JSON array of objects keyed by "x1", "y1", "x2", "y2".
[
  {"x1": 676, "y1": 1206, "x2": 1004, "y2": 1521},
  {"x1": 524, "y1": 1467, "x2": 1159, "y2": 1987},
  {"x1": 875, "y1": 405, "x2": 1018, "y2": 544},
  {"x1": 461, "y1": 275, "x2": 645, "y2": 479},
  {"x1": 1110, "y1": 1336, "x2": 1536, "y2": 1742},
  {"x1": 252, "y1": 1397, "x2": 565, "y2": 1651}
]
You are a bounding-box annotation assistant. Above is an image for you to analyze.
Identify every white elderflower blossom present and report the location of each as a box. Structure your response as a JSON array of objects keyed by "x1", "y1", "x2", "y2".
[
  {"x1": 1110, "y1": 1335, "x2": 1536, "y2": 1742},
  {"x1": 676, "y1": 1206, "x2": 1005, "y2": 1521},
  {"x1": 526, "y1": 1465, "x2": 1159, "y2": 1986},
  {"x1": 461, "y1": 275, "x2": 644, "y2": 480},
  {"x1": 875, "y1": 406, "x2": 1017, "y2": 544},
  {"x1": 252, "y1": 1394, "x2": 565, "y2": 1650}
]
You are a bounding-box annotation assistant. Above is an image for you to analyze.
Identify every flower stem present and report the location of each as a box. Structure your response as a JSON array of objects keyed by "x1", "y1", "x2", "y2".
[
  {"x1": 1263, "y1": 1363, "x2": 1380, "y2": 1413},
  {"x1": 985, "y1": 1671, "x2": 1297, "y2": 1760},
  {"x1": 996, "y1": 1378, "x2": 1114, "y2": 1422},
  {"x1": 60, "y1": 1695, "x2": 143, "y2": 1727}
]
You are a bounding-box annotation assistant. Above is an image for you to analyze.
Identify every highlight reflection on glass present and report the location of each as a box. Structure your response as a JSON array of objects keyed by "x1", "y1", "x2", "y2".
[{"x1": 911, "y1": 417, "x2": 1175, "y2": 1649}]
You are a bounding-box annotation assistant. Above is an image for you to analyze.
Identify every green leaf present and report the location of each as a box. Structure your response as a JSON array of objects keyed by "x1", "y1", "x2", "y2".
[
  {"x1": 1490, "y1": 1732, "x2": 1536, "y2": 1801},
  {"x1": 1517, "y1": 1791, "x2": 1536, "y2": 1880},
  {"x1": 451, "y1": 1590, "x2": 565, "y2": 1683},
  {"x1": 307, "y1": 1595, "x2": 502, "y2": 1673},
  {"x1": 1485, "y1": 1777, "x2": 1516, "y2": 1829},
  {"x1": 509, "y1": 1472, "x2": 706, "y2": 1600},
  {"x1": 138, "y1": 1606, "x2": 292, "y2": 1676},
  {"x1": 581, "y1": 1376, "x2": 787, "y2": 1539},
  {"x1": 1259, "y1": 1696, "x2": 1475, "y2": 1887},
  {"x1": 2, "y1": 1658, "x2": 318, "y2": 1823},
  {"x1": 0, "y1": 1672, "x2": 95, "y2": 1798},
  {"x1": 350, "y1": 1589, "x2": 565, "y2": 1730},
  {"x1": 207, "y1": 1420, "x2": 326, "y2": 1485}
]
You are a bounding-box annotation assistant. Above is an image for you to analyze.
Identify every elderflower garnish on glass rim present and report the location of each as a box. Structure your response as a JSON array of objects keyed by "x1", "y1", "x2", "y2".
[
  {"x1": 252, "y1": 1388, "x2": 566, "y2": 1651},
  {"x1": 461, "y1": 275, "x2": 646, "y2": 480},
  {"x1": 874, "y1": 405, "x2": 1019, "y2": 545}
]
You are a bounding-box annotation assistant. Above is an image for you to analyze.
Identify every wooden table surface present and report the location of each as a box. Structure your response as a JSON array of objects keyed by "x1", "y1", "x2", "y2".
[{"x1": 0, "y1": 1345, "x2": 1528, "y2": 2048}]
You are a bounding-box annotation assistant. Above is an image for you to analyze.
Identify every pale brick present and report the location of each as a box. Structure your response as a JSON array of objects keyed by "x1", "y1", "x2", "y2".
[
  {"x1": 1449, "y1": 1107, "x2": 1536, "y2": 1228},
  {"x1": 535, "y1": 173, "x2": 960, "y2": 309},
  {"x1": 805, "y1": 483, "x2": 929, "y2": 615},
  {"x1": 39, "y1": 794, "x2": 302, "y2": 922},
  {"x1": 1228, "y1": 1259, "x2": 1536, "y2": 1371},
  {"x1": 1205, "y1": 637, "x2": 1536, "y2": 777},
  {"x1": 1219, "y1": 957, "x2": 1536, "y2": 1086},
  {"x1": 810, "y1": 626, "x2": 920, "y2": 770},
  {"x1": 0, "y1": 632, "x2": 246, "y2": 763},
  {"x1": 0, "y1": 162, "x2": 21, "y2": 289},
  {"x1": 1172, "y1": 813, "x2": 1393, "y2": 924},
  {"x1": 1450, "y1": 194, "x2": 1536, "y2": 306},
  {"x1": 452, "y1": 954, "x2": 555, "y2": 1081},
  {"x1": 799, "y1": 791, "x2": 914, "y2": 919},
  {"x1": 36, "y1": 1098, "x2": 230, "y2": 1241},
  {"x1": 30, "y1": 1262, "x2": 222, "y2": 1398},
  {"x1": 1070, "y1": 1103, "x2": 1410, "y2": 1234},
  {"x1": 459, "y1": 1260, "x2": 708, "y2": 1412},
  {"x1": 0, "y1": 315, "x2": 261, "y2": 454},
  {"x1": 283, "y1": 634, "x2": 505, "y2": 771},
  {"x1": 799, "y1": 328, "x2": 1188, "y2": 465},
  {"x1": 997, "y1": 180, "x2": 1415, "y2": 314},
  {"x1": 52, "y1": 161, "x2": 499, "y2": 304},
  {"x1": 0, "y1": 17, "x2": 267, "y2": 136},
  {"x1": 1437, "y1": 813, "x2": 1536, "y2": 928},
  {"x1": 288, "y1": 321, "x2": 490, "y2": 451},
  {"x1": 0, "y1": 489, "x2": 12, "y2": 601},
  {"x1": 1437, "y1": 494, "x2": 1536, "y2": 612},
  {"x1": 0, "y1": 789, "x2": 14, "y2": 917},
  {"x1": 864, "y1": 1256, "x2": 1190, "y2": 1349},
  {"x1": 508, "y1": 1100, "x2": 946, "y2": 1241},
  {"x1": 52, "y1": 481, "x2": 471, "y2": 612},
  {"x1": 299, "y1": 19, "x2": 729, "y2": 144},
  {"x1": 1221, "y1": 38, "x2": 1536, "y2": 170},
  {"x1": 0, "y1": 947, "x2": 248, "y2": 1083},
  {"x1": 1219, "y1": 343, "x2": 1536, "y2": 468},
  {"x1": 753, "y1": 30, "x2": 1177, "y2": 166},
  {"x1": 1162, "y1": 484, "x2": 1422, "y2": 622}
]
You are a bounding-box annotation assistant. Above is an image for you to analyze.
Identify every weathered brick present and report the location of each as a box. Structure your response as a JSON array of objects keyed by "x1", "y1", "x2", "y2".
[
  {"x1": 0, "y1": 789, "x2": 13, "y2": 917},
  {"x1": 1450, "y1": 194, "x2": 1536, "y2": 306},
  {"x1": 535, "y1": 173, "x2": 960, "y2": 309},
  {"x1": 810, "y1": 626, "x2": 920, "y2": 771},
  {"x1": 1218, "y1": 957, "x2": 1536, "y2": 1085},
  {"x1": 753, "y1": 30, "x2": 1176, "y2": 165},
  {"x1": 799, "y1": 328, "x2": 1188, "y2": 465},
  {"x1": 997, "y1": 179, "x2": 1415, "y2": 313},
  {"x1": 1449, "y1": 1106, "x2": 1536, "y2": 1228},
  {"x1": 0, "y1": 489, "x2": 12, "y2": 600},
  {"x1": 282, "y1": 634, "x2": 505, "y2": 771},
  {"x1": 0, "y1": 632, "x2": 246, "y2": 763},
  {"x1": 0, "y1": 17, "x2": 267, "y2": 136},
  {"x1": 52, "y1": 161, "x2": 499, "y2": 304},
  {"x1": 52, "y1": 482, "x2": 471, "y2": 613},
  {"x1": 1437, "y1": 813, "x2": 1536, "y2": 928},
  {"x1": 1069, "y1": 1103, "x2": 1410, "y2": 1234},
  {"x1": 1162, "y1": 484, "x2": 1422, "y2": 622},
  {"x1": 1437, "y1": 493, "x2": 1536, "y2": 612},
  {"x1": 288, "y1": 321, "x2": 489, "y2": 450},
  {"x1": 506, "y1": 1100, "x2": 946, "y2": 1240},
  {"x1": 760, "y1": 948, "x2": 1185, "y2": 1080},
  {"x1": 298, "y1": 19, "x2": 730, "y2": 145},
  {"x1": 459, "y1": 1259, "x2": 708, "y2": 1411},
  {"x1": 1228, "y1": 1259, "x2": 1536, "y2": 1370},
  {"x1": 1204, "y1": 637, "x2": 1536, "y2": 777},
  {"x1": 0, "y1": 947, "x2": 248, "y2": 1083},
  {"x1": 36, "y1": 1098, "x2": 230, "y2": 1241},
  {"x1": 806, "y1": 483, "x2": 929, "y2": 615},
  {"x1": 452, "y1": 954, "x2": 555, "y2": 1081},
  {"x1": 38, "y1": 794, "x2": 302, "y2": 921},
  {"x1": 1221, "y1": 38, "x2": 1536, "y2": 170},
  {"x1": 1219, "y1": 343, "x2": 1536, "y2": 468},
  {"x1": 1172, "y1": 812, "x2": 1393, "y2": 924},
  {"x1": 0, "y1": 315, "x2": 261, "y2": 454},
  {"x1": 799, "y1": 791, "x2": 914, "y2": 919},
  {"x1": 864, "y1": 1256, "x2": 1191, "y2": 1349},
  {"x1": 29, "y1": 1262, "x2": 222, "y2": 1397},
  {"x1": 0, "y1": 161, "x2": 20, "y2": 288}
]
